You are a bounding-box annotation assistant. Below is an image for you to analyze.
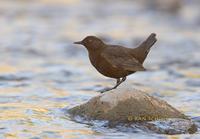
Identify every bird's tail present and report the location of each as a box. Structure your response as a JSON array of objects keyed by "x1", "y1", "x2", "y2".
[
  {"x1": 132, "y1": 33, "x2": 157, "y2": 64},
  {"x1": 139, "y1": 33, "x2": 157, "y2": 50}
]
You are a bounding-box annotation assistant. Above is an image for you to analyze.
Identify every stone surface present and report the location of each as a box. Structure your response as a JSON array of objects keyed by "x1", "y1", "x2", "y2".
[
  {"x1": 68, "y1": 85, "x2": 197, "y2": 134},
  {"x1": 141, "y1": 118, "x2": 197, "y2": 134},
  {"x1": 69, "y1": 86, "x2": 186, "y2": 121}
]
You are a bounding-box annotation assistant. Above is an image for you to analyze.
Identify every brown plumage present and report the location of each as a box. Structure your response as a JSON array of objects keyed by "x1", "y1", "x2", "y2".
[{"x1": 74, "y1": 33, "x2": 157, "y2": 93}]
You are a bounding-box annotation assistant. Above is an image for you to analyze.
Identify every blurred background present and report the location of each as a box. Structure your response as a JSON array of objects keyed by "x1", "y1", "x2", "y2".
[{"x1": 0, "y1": 0, "x2": 199, "y2": 138}]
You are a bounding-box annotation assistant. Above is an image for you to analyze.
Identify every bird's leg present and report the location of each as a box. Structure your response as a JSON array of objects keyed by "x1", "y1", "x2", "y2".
[
  {"x1": 112, "y1": 76, "x2": 126, "y2": 89},
  {"x1": 99, "y1": 78, "x2": 121, "y2": 93},
  {"x1": 112, "y1": 78, "x2": 123, "y2": 89},
  {"x1": 100, "y1": 77, "x2": 127, "y2": 93},
  {"x1": 121, "y1": 76, "x2": 126, "y2": 82}
]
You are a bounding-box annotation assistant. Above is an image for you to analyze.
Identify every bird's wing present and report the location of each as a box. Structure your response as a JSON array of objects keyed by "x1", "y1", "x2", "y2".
[{"x1": 101, "y1": 47, "x2": 145, "y2": 71}]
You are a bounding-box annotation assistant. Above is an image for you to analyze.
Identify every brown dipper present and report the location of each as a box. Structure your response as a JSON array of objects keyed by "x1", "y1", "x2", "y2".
[{"x1": 74, "y1": 33, "x2": 157, "y2": 93}]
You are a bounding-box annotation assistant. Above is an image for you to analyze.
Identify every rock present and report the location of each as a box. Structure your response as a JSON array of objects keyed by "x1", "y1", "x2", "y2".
[
  {"x1": 69, "y1": 86, "x2": 185, "y2": 121},
  {"x1": 141, "y1": 118, "x2": 197, "y2": 134},
  {"x1": 68, "y1": 85, "x2": 197, "y2": 134}
]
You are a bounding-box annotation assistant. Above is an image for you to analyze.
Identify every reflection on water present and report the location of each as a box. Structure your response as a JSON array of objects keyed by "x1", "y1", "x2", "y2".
[{"x1": 0, "y1": 0, "x2": 199, "y2": 138}]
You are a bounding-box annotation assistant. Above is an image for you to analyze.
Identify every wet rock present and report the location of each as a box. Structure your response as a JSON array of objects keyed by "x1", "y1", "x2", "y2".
[
  {"x1": 141, "y1": 118, "x2": 197, "y2": 134},
  {"x1": 69, "y1": 84, "x2": 197, "y2": 134}
]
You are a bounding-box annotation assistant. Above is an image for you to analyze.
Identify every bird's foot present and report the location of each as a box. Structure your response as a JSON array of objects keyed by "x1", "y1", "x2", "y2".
[{"x1": 98, "y1": 87, "x2": 115, "y2": 93}]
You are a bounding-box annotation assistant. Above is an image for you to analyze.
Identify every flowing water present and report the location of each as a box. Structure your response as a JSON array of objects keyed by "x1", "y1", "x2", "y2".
[{"x1": 0, "y1": 0, "x2": 199, "y2": 138}]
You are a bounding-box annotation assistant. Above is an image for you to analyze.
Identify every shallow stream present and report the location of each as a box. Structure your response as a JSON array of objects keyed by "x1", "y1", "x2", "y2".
[{"x1": 0, "y1": 0, "x2": 199, "y2": 138}]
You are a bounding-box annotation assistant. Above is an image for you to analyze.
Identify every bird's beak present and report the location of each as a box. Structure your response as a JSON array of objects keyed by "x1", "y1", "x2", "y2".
[{"x1": 74, "y1": 41, "x2": 82, "y2": 45}]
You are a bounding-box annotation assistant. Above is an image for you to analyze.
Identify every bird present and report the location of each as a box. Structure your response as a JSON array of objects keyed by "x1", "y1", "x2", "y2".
[{"x1": 74, "y1": 33, "x2": 157, "y2": 93}]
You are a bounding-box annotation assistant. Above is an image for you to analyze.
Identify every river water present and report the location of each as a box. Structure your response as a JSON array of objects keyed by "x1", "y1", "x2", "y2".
[{"x1": 0, "y1": 0, "x2": 199, "y2": 138}]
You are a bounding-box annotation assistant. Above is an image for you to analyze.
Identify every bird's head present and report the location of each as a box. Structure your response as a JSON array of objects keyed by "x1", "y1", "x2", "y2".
[{"x1": 74, "y1": 36, "x2": 104, "y2": 50}]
